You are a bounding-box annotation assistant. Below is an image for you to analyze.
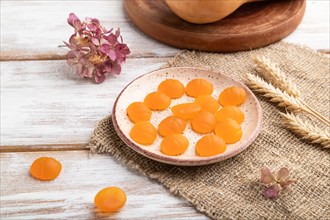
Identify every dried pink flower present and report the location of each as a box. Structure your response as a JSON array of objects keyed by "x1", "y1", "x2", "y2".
[
  {"x1": 263, "y1": 184, "x2": 281, "y2": 199},
  {"x1": 64, "y1": 13, "x2": 130, "y2": 83},
  {"x1": 260, "y1": 166, "x2": 296, "y2": 199}
]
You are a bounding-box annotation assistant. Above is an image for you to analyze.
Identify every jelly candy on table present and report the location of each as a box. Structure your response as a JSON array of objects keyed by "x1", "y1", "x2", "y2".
[
  {"x1": 94, "y1": 187, "x2": 127, "y2": 212},
  {"x1": 30, "y1": 157, "x2": 62, "y2": 181}
]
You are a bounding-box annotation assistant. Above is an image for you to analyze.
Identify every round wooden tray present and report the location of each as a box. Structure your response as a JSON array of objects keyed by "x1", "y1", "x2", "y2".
[{"x1": 124, "y1": 0, "x2": 306, "y2": 52}]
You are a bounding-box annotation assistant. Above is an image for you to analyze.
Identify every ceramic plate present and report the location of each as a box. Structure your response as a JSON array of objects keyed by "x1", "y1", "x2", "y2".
[{"x1": 112, "y1": 67, "x2": 262, "y2": 166}]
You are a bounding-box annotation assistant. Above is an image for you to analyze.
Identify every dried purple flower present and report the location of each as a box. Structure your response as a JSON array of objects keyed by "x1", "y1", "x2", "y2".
[
  {"x1": 263, "y1": 184, "x2": 281, "y2": 199},
  {"x1": 64, "y1": 13, "x2": 130, "y2": 83},
  {"x1": 260, "y1": 166, "x2": 296, "y2": 199}
]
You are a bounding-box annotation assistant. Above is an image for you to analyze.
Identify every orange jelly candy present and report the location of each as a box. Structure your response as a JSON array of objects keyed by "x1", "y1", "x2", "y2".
[
  {"x1": 171, "y1": 103, "x2": 202, "y2": 120},
  {"x1": 215, "y1": 106, "x2": 244, "y2": 124},
  {"x1": 158, "y1": 79, "x2": 185, "y2": 99},
  {"x1": 218, "y1": 86, "x2": 246, "y2": 106},
  {"x1": 130, "y1": 121, "x2": 157, "y2": 145},
  {"x1": 195, "y1": 135, "x2": 226, "y2": 157},
  {"x1": 160, "y1": 134, "x2": 189, "y2": 156},
  {"x1": 214, "y1": 118, "x2": 242, "y2": 144},
  {"x1": 144, "y1": 91, "x2": 171, "y2": 110},
  {"x1": 158, "y1": 116, "x2": 187, "y2": 137},
  {"x1": 194, "y1": 95, "x2": 220, "y2": 113},
  {"x1": 191, "y1": 112, "x2": 217, "y2": 134},
  {"x1": 94, "y1": 187, "x2": 126, "y2": 212},
  {"x1": 127, "y1": 102, "x2": 152, "y2": 123},
  {"x1": 30, "y1": 157, "x2": 62, "y2": 181},
  {"x1": 185, "y1": 78, "x2": 213, "y2": 97}
]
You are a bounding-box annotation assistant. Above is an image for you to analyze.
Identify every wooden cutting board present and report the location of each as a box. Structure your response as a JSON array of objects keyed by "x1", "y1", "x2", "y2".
[{"x1": 124, "y1": 0, "x2": 306, "y2": 52}]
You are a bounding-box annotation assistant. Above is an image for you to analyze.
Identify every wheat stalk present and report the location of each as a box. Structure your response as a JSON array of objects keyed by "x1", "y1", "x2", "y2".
[
  {"x1": 253, "y1": 55, "x2": 301, "y2": 97},
  {"x1": 252, "y1": 56, "x2": 330, "y2": 125},
  {"x1": 280, "y1": 112, "x2": 330, "y2": 148},
  {"x1": 298, "y1": 99, "x2": 330, "y2": 125}
]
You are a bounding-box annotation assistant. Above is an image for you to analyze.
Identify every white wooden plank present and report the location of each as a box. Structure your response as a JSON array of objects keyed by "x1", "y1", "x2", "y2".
[
  {"x1": 0, "y1": 57, "x2": 167, "y2": 146},
  {"x1": 285, "y1": 1, "x2": 330, "y2": 49},
  {"x1": 0, "y1": 0, "x2": 179, "y2": 60},
  {"x1": 0, "y1": 0, "x2": 329, "y2": 61},
  {"x1": 0, "y1": 151, "x2": 208, "y2": 219}
]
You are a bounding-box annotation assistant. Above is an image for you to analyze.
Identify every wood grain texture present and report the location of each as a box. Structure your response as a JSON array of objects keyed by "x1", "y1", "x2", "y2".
[
  {"x1": 0, "y1": 57, "x2": 167, "y2": 147},
  {"x1": 0, "y1": 144, "x2": 86, "y2": 153},
  {"x1": 0, "y1": 0, "x2": 179, "y2": 61},
  {"x1": 0, "y1": 0, "x2": 329, "y2": 61},
  {"x1": 0, "y1": 151, "x2": 208, "y2": 219},
  {"x1": 0, "y1": 1, "x2": 329, "y2": 219},
  {"x1": 125, "y1": 0, "x2": 306, "y2": 52}
]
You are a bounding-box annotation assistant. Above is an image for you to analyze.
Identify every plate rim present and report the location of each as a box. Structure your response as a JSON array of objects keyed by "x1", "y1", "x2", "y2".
[{"x1": 112, "y1": 67, "x2": 263, "y2": 166}]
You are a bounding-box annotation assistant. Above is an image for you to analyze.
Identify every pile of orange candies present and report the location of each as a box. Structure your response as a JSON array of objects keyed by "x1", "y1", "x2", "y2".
[{"x1": 127, "y1": 78, "x2": 247, "y2": 157}]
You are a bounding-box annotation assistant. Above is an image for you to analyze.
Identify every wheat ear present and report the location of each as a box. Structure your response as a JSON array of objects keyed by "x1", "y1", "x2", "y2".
[
  {"x1": 253, "y1": 55, "x2": 300, "y2": 97},
  {"x1": 247, "y1": 73, "x2": 305, "y2": 112},
  {"x1": 246, "y1": 74, "x2": 329, "y2": 125},
  {"x1": 280, "y1": 112, "x2": 330, "y2": 148},
  {"x1": 252, "y1": 56, "x2": 330, "y2": 125}
]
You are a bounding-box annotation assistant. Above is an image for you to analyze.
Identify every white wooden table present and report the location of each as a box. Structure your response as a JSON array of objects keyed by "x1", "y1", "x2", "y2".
[{"x1": 1, "y1": 1, "x2": 329, "y2": 219}]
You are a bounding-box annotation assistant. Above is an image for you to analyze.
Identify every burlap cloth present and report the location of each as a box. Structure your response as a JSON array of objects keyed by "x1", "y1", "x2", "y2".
[{"x1": 88, "y1": 42, "x2": 330, "y2": 219}]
